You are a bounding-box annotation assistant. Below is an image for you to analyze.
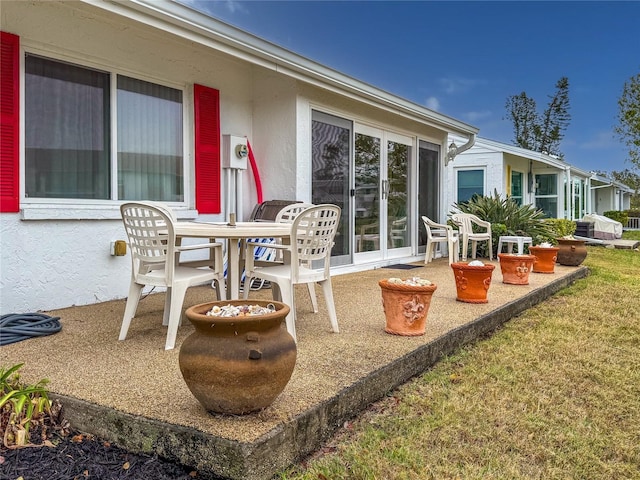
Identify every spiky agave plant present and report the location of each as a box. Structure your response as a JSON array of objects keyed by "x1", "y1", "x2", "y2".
[{"x1": 451, "y1": 190, "x2": 556, "y2": 257}]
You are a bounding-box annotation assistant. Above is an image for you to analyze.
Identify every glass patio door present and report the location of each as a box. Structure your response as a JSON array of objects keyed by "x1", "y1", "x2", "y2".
[
  {"x1": 311, "y1": 111, "x2": 351, "y2": 266},
  {"x1": 354, "y1": 125, "x2": 412, "y2": 263}
]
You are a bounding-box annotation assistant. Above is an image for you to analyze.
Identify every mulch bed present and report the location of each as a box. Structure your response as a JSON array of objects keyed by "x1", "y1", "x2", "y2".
[
  {"x1": 0, "y1": 429, "x2": 198, "y2": 480},
  {"x1": 0, "y1": 399, "x2": 201, "y2": 480}
]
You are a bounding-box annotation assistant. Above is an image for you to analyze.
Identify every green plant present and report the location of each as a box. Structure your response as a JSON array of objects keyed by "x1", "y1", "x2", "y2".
[
  {"x1": 543, "y1": 218, "x2": 576, "y2": 241},
  {"x1": 604, "y1": 210, "x2": 629, "y2": 226},
  {"x1": 451, "y1": 191, "x2": 555, "y2": 256},
  {"x1": 0, "y1": 363, "x2": 51, "y2": 448}
]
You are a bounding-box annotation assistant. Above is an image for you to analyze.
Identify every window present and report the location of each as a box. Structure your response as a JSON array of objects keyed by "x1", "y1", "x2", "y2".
[
  {"x1": 511, "y1": 170, "x2": 523, "y2": 205},
  {"x1": 457, "y1": 169, "x2": 484, "y2": 203},
  {"x1": 534, "y1": 173, "x2": 558, "y2": 218},
  {"x1": 417, "y1": 141, "x2": 439, "y2": 247},
  {"x1": 25, "y1": 55, "x2": 184, "y2": 202},
  {"x1": 573, "y1": 178, "x2": 584, "y2": 220}
]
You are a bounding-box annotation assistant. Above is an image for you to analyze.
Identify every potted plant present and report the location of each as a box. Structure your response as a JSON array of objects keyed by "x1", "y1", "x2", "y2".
[
  {"x1": 497, "y1": 253, "x2": 535, "y2": 285},
  {"x1": 528, "y1": 242, "x2": 560, "y2": 274},
  {"x1": 556, "y1": 235, "x2": 588, "y2": 266},
  {"x1": 180, "y1": 300, "x2": 296, "y2": 415},
  {"x1": 450, "y1": 260, "x2": 496, "y2": 303},
  {"x1": 378, "y1": 277, "x2": 437, "y2": 336}
]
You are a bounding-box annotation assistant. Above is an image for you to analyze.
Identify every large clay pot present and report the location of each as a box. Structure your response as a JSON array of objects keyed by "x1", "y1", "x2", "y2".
[
  {"x1": 180, "y1": 300, "x2": 296, "y2": 415},
  {"x1": 450, "y1": 262, "x2": 495, "y2": 304},
  {"x1": 498, "y1": 253, "x2": 535, "y2": 285},
  {"x1": 378, "y1": 279, "x2": 437, "y2": 336},
  {"x1": 528, "y1": 245, "x2": 560, "y2": 274},
  {"x1": 556, "y1": 238, "x2": 588, "y2": 266}
]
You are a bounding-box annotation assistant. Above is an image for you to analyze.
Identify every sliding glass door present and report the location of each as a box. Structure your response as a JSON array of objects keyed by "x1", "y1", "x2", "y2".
[
  {"x1": 311, "y1": 111, "x2": 351, "y2": 265},
  {"x1": 354, "y1": 124, "x2": 412, "y2": 263}
]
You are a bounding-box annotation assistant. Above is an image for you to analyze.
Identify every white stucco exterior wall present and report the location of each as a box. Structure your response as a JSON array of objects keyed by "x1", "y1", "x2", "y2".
[
  {"x1": 0, "y1": 1, "x2": 266, "y2": 312},
  {"x1": 1, "y1": 1, "x2": 479, "y2": 313}
]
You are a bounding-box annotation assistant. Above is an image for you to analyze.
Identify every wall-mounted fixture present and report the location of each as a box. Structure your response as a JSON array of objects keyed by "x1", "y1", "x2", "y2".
[
  {"x1": 110, "y1": 240, "x2": 127, "y2": 256},
  {"x1": 222, "y1": 134, "x2": 248, "y2": 170},
  {"x1": 445, "y1": 141, "x2": 458, "y2": 166},
  {"x1": 444, "y1": 134, "x2": 476, "y2": 166}
]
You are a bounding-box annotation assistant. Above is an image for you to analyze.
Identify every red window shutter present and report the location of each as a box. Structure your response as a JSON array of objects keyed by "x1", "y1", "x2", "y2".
[
  {"x1": 0, "y1": 31, "x2": 20, "y2": 213},
  {"x1": 194, "y1": 84, "x2": 221, "y2": 214}
]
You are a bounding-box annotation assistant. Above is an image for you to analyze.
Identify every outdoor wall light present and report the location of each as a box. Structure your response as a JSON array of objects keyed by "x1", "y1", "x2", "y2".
[{"x1": 445, "y1": 141, "x2": 458, "y2": 165}]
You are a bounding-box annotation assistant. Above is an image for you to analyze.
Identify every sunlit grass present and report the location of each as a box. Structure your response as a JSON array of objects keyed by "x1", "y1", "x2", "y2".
[{"x1": 282, "y1": 241, "x2": 640, "y2": 480}]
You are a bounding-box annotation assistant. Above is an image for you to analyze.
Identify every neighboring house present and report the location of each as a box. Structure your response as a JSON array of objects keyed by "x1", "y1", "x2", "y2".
[
  {"x1": 0, "y1": 1, "x2": 478, "y2": 313},
  {"x1": 589, "y1": 173, "x2": 633, "y2": 214},
  {"x1": 445, "y1": 135, "x2": 605, "y2": 221}
]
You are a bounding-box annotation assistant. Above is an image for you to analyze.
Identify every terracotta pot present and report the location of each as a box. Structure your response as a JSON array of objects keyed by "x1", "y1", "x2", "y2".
[
  {"x1": 180, "y1": 300, "x2": 296, "y2": 415},
  {"x1": 450, "y1": 262, "x2": 495, "y2": 304},
  {"x1": 528, "y1": 246, "x2": 559, "y2": 274},
  {"x1": 379, "y1": 279, "x2": 437, "y2": 336},
  {"x1": 556, "y1": 238, "x2": 588, "y2": 266},
  {"x1": 498, "y1": 253, "x2": 535, "y2": 285}
]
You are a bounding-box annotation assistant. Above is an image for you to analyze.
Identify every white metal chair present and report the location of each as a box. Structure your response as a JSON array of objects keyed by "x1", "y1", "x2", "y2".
[
  {"x1": 243, "y1": 204, "x2": 341, "y2": 342},
  {"x1": 119, "y1": 202, "x2": 226, "y2": 350},
  {"x1": 421, "y1": 216, "x2": 459, "y2": 265},
  {"x1": 451, "y1": 213, "x2": 493, "y2": 261}
]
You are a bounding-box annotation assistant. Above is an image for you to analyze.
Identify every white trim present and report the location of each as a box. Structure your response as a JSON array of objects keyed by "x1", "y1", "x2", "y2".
[
  {"x1": 20, "y1": 48, "x2": 191, "y2": 213},
  {"x1": 455, "y1": 167, "x2": 487, "y2": 204},
  {"x1": 20, "y1": 206, "x2": 199, "y2": 221}
]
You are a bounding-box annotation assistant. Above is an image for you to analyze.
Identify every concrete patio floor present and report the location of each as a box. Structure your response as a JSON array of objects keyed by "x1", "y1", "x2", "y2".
[{"x1": 0, "y1": 259, "x2": 589, "y2": 480}]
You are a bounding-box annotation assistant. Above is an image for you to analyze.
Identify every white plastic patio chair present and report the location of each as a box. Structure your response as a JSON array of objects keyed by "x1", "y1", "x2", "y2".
[
  {"x1": 243, "y1": 204, "x2": 341, "y2": 342},
  {"x1": 119, "y1": 202, "x2": 226, "y2": 350},
  {"x1": 142, "y1": 201, "x2": 219, "y2": 270},
  {"x1": 421, "y1": 216, "x2": 459, "y2": 265},
  {"x1": 242, "y1": 202, "x2": 314, "y2": 289},
  {"x1": 451, "y1": 213, "x2": 493, "y2": 261}
]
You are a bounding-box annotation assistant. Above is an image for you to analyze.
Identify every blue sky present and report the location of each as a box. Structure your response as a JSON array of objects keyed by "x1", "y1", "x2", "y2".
[{"x1": 178, "y1": 0, "x2": 639, "y2": 174}]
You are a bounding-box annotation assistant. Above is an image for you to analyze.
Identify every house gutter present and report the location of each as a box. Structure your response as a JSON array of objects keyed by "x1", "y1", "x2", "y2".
[{"x1": 454, "y1": 134, "x2": 476, "y2": 156}]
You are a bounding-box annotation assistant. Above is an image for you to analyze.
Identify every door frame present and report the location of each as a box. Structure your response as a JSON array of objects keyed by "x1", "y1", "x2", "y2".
[{"x1": 353, "y1": 123, "x2": 413, "y2": 265}]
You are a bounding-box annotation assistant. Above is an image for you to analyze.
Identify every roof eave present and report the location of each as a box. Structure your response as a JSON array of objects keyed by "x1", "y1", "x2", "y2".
[{"x1": 86, "y1": 0, "x2": 477, "y2": 136}]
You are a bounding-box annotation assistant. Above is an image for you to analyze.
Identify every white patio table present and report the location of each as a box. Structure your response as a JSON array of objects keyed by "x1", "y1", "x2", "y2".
[{"x1": 174, "y1": 221, "x2": 291, "y2": 299}]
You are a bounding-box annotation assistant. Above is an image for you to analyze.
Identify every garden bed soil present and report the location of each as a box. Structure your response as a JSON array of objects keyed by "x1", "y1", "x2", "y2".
[{"x1": 1, "y1": 429, "x2": 197, "y2": 480}]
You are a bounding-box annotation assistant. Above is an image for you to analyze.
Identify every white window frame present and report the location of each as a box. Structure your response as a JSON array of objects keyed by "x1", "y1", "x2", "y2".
[
  {"x1": 455, "y1": 167, "x2": 486, "y2": 203},
  {"x1": 19, "y1": 45, "x2": 192, "y2": 220}
]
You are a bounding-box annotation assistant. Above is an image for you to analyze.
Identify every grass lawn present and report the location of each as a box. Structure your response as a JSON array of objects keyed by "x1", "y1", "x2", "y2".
[{"x1": 282, "y1": 231, "x2": 640, "y2": 480}]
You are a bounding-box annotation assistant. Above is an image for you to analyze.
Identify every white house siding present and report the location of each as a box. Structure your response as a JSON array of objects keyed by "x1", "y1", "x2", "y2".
[
  {"x1": 1, "y1": 1, "x2": 478, "y2": 313},
  {"x1": 445, "y1": 136, "x2": 596, "y2": 220},
  {"x1": 0, "y1": 2, "x2": 254, "y2": 312},
  {"x1": 444, "y1": 150, "x2": 503, "y2": 216}
]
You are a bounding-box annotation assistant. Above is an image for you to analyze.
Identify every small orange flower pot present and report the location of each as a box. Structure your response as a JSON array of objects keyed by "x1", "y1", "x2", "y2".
[
  {"x1": 379, "y1": 279, "x2": 437, "y2": 336},
  {"x1": 529, "y1": 245, "x2": 559, "y2": 274},
  {"x1": 498, "y1": 253, "x2": 535, "y2": 285},
  {"x1": 450, "y1": 262, "x2": 495, "y2": 304}
]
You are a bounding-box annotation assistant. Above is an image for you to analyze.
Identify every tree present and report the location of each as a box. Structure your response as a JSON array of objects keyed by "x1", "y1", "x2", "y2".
[
  {"x1": 614, "y1": 72, "x2": 640, "y2": 169},
  {"x1": 505, "y1": 92, "x2": 538, "y2": 151},
  {"x1": 538, "y1": 77, "x2": 571, "y2": 156},
  {"x1": 505, "y1": 77, "x2": 571, "y2": 158}
]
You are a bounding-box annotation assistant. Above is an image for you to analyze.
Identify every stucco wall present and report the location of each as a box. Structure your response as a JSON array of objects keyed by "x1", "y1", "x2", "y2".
[
  {"x1": 1, "y1": 1, "x2": 461, "y2": 313},
  {"x1": 0, "y1": 1, "x2": 275, "y2": 312}
]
